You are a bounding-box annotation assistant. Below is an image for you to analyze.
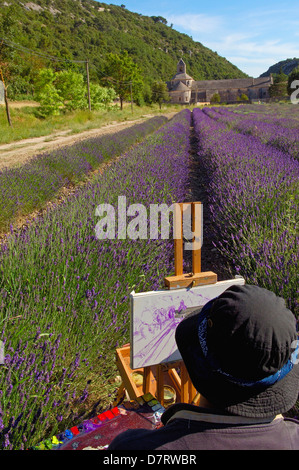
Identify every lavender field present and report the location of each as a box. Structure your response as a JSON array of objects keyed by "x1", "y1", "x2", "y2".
[
  {"x1": 202, "y1": 106, "x2": 299, "y2": 160},
  {"x1": 193, "y1": 105, "x2": 298, "y2": 315},
  {"x1": 0, "y1": 104, "x2": 298, "y2": 449},
  {"x1": 0, "y1": 110, "x2": 192, "y2": 449},
  {"x1": 0, "y1": 115, "x2": 167, "y2": 233}
]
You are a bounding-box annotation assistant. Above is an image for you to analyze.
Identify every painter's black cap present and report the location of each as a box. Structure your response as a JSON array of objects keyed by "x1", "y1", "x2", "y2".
[{"x1": 175, "y1": 284, "x2": 299, "y2": 417}]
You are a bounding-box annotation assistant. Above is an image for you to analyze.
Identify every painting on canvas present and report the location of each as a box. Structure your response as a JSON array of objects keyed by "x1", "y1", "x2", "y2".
[{"x1": 130, "y1": 277, "x2": 245, "y2": 369}]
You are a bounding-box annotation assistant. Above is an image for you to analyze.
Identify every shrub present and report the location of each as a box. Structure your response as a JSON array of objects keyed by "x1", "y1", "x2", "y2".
[{"x1": 210, "y1": 93, "x2": 221, "y2": 103}]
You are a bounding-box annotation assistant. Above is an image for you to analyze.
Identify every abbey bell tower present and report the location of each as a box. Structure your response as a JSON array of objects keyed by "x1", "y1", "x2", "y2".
[{"x1": 177, "y1": 58, "x2": 186, "y2": 74}]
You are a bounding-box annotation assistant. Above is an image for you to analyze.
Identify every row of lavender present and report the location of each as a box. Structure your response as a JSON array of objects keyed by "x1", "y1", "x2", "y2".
[
  {"x1": 0, "y1": 116, "x2": 167, "y2": 233},
  {"x1": 202, "y1": 106, "x2": 299, "y2": 160},
  {"x1": 0, "y1": 110, "x2": 191, "y2": 449},
  {"x1": 193, "y1": 108, "x2": 298, "y2": 317},
  {"x1": 209, "y1": 104, "x2": 299, "y2": 129},
  {"x1": 236, "y1": 103, "x2": 299, "y2": 122}
]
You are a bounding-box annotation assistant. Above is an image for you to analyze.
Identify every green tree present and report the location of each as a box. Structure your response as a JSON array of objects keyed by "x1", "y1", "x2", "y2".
[
  {"x1": 0, "y1": 4, "x2": 21, "y2": 41},
  {"x1": 237, "y1": 93, "x2": 249, "y2": 101},
  {"x1": 142, "y1": 82, "x2": 153, "y2": 105},
  {"x1": 34, "y1": 68, "x2": 62, "y2": 117},
  {"x1": 151, "y1": 80, "x2": 170, "y2": 109},
  {"x1": 210, "y1": 92, "x2": 221, "y2": 103},
  {"x1": 269, "y1": 69, "x2": 288, "y2": 98},
  {"x1": 55, "y1": 70, "x2": 86, "y2": 111},
  {"x1": 34, "y1": 67, "x2": 118, "y2": 116},
  {"x1": 89, "y1": 83, "x2": 117, "y2": 110},
  {"x1": 103, "y1": 51, "x2": 144, "y2": 110},
  {"x1": 287, "y1": 67, "x2": 299, "y2": 96},
  {"x1": 151, "y1": 16, "x2": 167, "y2": 25}
]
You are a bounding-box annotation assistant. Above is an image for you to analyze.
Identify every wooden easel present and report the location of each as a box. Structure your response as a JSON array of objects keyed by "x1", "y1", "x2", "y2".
[
  {"x1": 115, "y1": 202, "x2": 217, "y2": 407},
  {"x1": 164, "y1": 202, "x2": 217, "y2": 289}
]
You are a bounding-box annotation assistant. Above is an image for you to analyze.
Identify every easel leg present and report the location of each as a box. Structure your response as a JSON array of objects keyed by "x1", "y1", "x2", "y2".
[
  {"x1": 167, "y1": 367, "x2": 181, "y2": 399},
  {"x1": 143, "y1": 366, "x2": 156, "y2": 396},
  {"x1": 189, "y1": 381, "x2": 198, "y2": 404},
  {"x1": 114, "y1": 382, "x2": 125, "y2": 406},
  {"x1": 180, "y1": 363, "x2": 190, "y2": 403},
  {"x1": 191, "y1": 392, "x2": 201, "y2": 406},
  {"x1": 156, "y1": 365, "x2": 164, "y2": 406},
  {"x1": 143, "y1": 367, "x2": 151, "y2": 394}
]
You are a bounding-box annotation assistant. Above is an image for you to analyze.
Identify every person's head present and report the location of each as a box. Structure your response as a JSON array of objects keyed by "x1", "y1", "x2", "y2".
[{"x1": 175, "y1": 284, "x2": 299, "y2": 417}]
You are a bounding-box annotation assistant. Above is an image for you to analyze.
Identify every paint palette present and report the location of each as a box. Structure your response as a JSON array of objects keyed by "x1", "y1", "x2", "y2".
[{"x1": 31, "y1": 394, "x2": 165, "y2": 451}]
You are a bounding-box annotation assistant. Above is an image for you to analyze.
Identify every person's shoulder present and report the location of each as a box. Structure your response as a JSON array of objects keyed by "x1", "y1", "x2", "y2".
[
  {"x1": 284, "y1": 417, "x2": 299, "y2": 424},
  {"x1": 283, "y1": 417, "x2": 299, "y2": 431},
  {"x1": 280, "y1": 417, "x2": 299, "y2": 449},
  {"x1": 282, "y1": 416, "x2": 299, "y2": 430}
]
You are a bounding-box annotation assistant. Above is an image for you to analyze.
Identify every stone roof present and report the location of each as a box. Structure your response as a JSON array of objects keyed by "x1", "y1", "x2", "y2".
[
  {"x1": 171, "y1": 81, "x2": 190, "y2": 92},
  {"x1": 191, "y1": 76, "x2": 272, "y2": 90},
  {"x1": 171, "y1": 72, "x2": 193, "y2": 81}
]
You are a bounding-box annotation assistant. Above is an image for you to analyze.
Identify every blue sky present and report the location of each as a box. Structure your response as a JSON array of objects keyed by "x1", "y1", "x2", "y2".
[{"x1": 104, "y1": 1, "x2": 299, "y2": 77}]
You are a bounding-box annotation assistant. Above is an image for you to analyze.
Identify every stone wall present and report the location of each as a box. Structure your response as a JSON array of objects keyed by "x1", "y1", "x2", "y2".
[{"x1": 169, "y1": 90, "x2": 191, "y2": 104}]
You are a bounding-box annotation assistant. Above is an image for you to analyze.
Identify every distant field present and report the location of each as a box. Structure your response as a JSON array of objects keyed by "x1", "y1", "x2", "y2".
[{"x1": 0, "y1": 101, "x2": 181, "y2": 145}]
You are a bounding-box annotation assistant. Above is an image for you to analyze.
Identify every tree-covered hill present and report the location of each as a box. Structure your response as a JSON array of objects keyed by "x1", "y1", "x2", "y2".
[
  {"x1": 0, "y1": 0, "x2": 248, "y2": 99},
  {"x1": 260, "y1": 58, "x2": 299, "y2": 77}
]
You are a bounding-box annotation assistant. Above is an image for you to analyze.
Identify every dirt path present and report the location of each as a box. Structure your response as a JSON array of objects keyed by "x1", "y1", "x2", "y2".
[
  {"x1": 0, "y1": 111, "x2": 178, "y2": 169},
  {"x1": 186, "y1": 114, "x2": 232, "y2": 281}
]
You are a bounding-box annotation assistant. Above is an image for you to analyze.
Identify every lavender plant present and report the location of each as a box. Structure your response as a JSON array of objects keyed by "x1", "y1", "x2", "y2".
[
  {"x1": 203, "y1": 106, "x2": 299, "y2": 160},
  {"x1": 193, "y1": 107, "x2": 298, "y2": 316},
  {"x1": 0, "y1": 116, "x2": 167, "y2": 233},
  {"x1": 0, "y1": 110, "x2": 191, "y2": 449}
]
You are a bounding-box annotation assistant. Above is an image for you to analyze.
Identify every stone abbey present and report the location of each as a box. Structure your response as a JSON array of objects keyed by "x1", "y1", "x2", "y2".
[{"x1": 167, "y1": 59, "x2": 273, "y2": 104}]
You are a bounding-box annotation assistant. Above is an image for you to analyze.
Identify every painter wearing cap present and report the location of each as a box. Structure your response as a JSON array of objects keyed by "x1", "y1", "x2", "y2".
[{"x1": 109, "y1": 285, "x2": 299, "y2": 450}]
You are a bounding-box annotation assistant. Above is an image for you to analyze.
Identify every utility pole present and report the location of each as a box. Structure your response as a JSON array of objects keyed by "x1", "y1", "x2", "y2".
[
  {"x1": 0, "y1": 69, "x2": 12, "y2": 127},
  {"x1": 4, "y1": 85, "x2": 11, "y2": 127},
  {"x1": 130, "y1": 81, "x2": 133, "y2": 113},
  {"x1": 86, "y1": 59, "x2": 91, "y2": 112}
]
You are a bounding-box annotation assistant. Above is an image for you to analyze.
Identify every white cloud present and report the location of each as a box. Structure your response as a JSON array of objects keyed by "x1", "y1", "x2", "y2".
[
  {"x1": 228, "y1": 57, "x2": 274, "y2": 65},
  {"x1": 227, "y1": 56, "x2": 275, "y2": 77},
  {"x1": 206, "y1": 34, "x2": 299, "y2": 76},
  {"x1": 218, "y1": 38, "x2": 299, "y2": 58},
  {"x1": 165, "y1": 8, "x2": 299, "y2": 76},
  {"x1": 166, "y1": 13, "x2": 223, "y2": 35}
]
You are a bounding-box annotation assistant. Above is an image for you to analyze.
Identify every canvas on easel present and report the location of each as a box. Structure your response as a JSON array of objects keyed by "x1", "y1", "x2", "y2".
[
  {"x1": 116, "y1": 202, "x2": 245, "y2": 406},
  {"x1": 130, "y1": 277, "x2": 245, "y2": 370}
]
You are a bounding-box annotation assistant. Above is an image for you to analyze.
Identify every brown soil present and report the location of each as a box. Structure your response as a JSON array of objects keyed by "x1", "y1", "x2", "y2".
[
  {"x1": 0, "y1": 111, "x2": 178, "y2": 169},
  {"x1": 8, "y1": 100, "x2": 40, "y2": 108}
]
